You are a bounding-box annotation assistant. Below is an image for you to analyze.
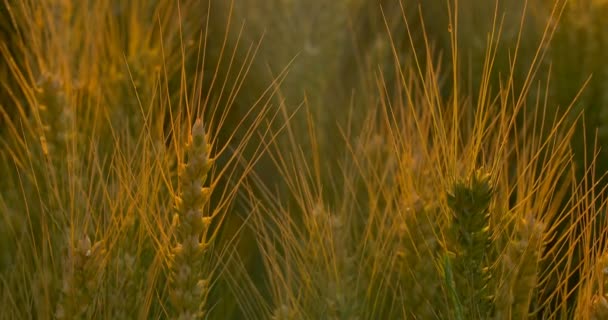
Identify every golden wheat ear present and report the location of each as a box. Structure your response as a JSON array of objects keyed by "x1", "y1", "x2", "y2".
[{"x1": 168, "y1": 118, "x2": 215, "y2": 319}]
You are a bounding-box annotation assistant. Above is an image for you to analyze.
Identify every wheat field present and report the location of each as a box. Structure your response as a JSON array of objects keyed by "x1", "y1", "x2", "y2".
[{"x1": 2, "y1": 0, "x2": 608, "y2": 319}]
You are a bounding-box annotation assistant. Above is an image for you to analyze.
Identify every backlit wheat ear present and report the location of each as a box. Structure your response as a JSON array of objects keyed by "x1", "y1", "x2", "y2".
[
  {"x1": 494, "y1": 214, "x2": 545, "y2": 319},
  {"x1": 270, "y1": 304, "x2": 300, "y2": 320},
  {"x1": 35, "y1": 72, "x2": 76, "y2": 159},
  {"x1": 394, "y1": 204, "x2": 444, "y2": 318},
  {"x1": 55, "y1": 234, "x2": 105, "y2": 319},
  {"x1": 590, "y1": 295, "x2": 608, "y2": 320},
  {"x1": 168, "y1": 118, "x2": 215, "y2": 319},
  {"x1": 587, "y1": 253, "x2": 608, "y2": 320},
  {"x1": 318, "y1": 207, "x2": 360, "y2": 319},
  {"x1": 109, "y1": 251, "x2": 139, "y2": 319}
]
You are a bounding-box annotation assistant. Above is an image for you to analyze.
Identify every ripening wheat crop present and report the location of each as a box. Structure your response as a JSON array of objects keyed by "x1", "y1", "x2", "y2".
[{"x1": 1, "y1": 0, "x2": 608, "y2": 319}]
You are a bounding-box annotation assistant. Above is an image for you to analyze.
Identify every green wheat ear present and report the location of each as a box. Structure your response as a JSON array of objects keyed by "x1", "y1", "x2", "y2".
[
  {"x1": 442, "y1": 252, "x2": 464, "y2": 320},
  {"x1": 447, "y1": 171, "x2": 493, "y2": 233},
  {"x1": 446, "y1": 169, "x2": 494, "y2": 318}
]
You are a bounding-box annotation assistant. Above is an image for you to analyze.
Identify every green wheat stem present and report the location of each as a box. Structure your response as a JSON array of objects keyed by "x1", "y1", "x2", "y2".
[{"x1": 443, "y1": 252, "x2": 464, "y2": 320}]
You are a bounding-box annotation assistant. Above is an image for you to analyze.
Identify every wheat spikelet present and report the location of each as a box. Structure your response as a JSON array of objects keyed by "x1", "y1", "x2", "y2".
[
  {"x1": 445, "y1": 170, "x2": 494, "y2": 318},
  {"x1": 493, "y1": 214, "x2": 545, "y2": 319},
  {"x1": 55, "y1": 234, "x2": 105, "y2": 319},
  {"x1": 168, "y1": 118, "x2": 214, "y2": 319}
]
